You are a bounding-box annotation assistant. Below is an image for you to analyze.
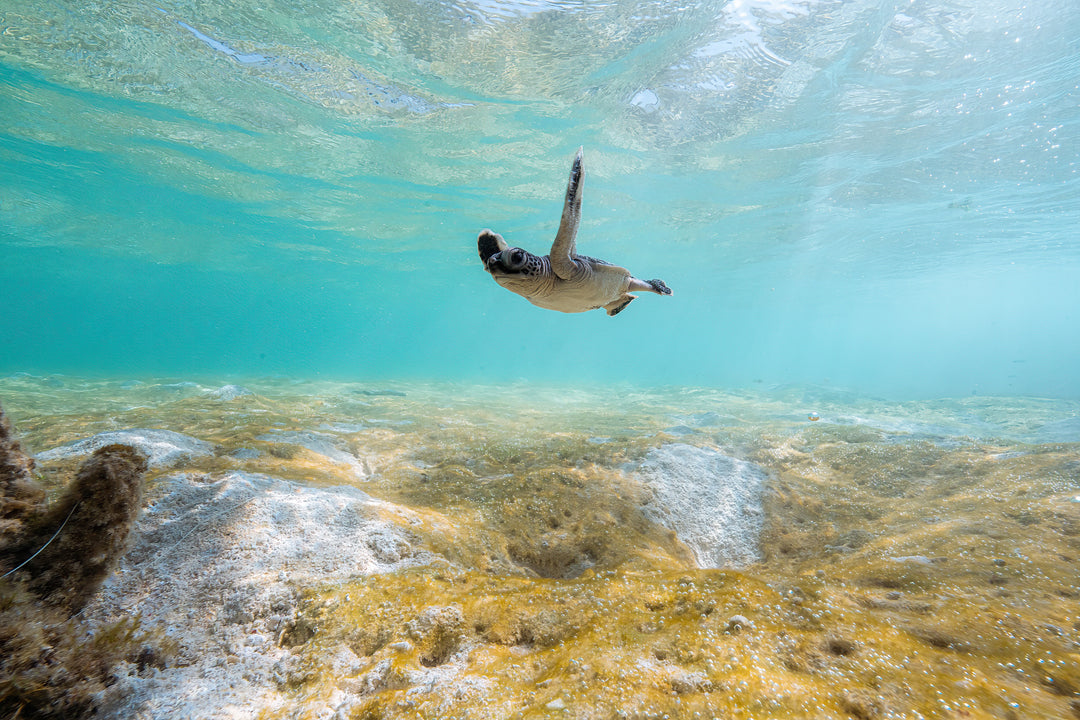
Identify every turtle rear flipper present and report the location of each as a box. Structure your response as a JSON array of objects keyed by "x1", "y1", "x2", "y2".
[
  {"x1": 647, "y1": 279, "x2": 672, "y2": 295},
  {"x1": 605, "y1": 295, "x2": 636, "y2": 316}
]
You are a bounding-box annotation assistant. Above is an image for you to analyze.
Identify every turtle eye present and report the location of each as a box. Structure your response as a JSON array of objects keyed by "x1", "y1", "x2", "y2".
[{"x1": 506, "y1": 249, "x2": 527, "y2": 270}]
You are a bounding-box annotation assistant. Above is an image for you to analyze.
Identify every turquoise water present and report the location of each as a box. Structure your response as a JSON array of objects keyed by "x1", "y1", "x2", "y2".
[
  {"x1": 5, "y1": 6, "x2": 1080, "y2": 715},
  {"x1": 2, "y1": 0, "x2": 1078, "y2": 398}
]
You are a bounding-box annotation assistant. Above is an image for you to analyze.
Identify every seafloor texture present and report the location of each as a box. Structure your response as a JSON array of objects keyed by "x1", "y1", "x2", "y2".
[{"x1": 1, "y1": 374, "x2": 1078, "y2": 719}]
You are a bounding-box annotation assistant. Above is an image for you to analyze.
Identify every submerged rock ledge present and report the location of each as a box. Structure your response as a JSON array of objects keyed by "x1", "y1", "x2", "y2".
[
  {"x1": 36, "y1": 429, "x2": 214, "y2": 469},
  {"x1": 85, "y1": 441, "x2": 765, "y2": 718},
  {"x1": 88, "y1": 471, "x2": 435, "y2": 718}
]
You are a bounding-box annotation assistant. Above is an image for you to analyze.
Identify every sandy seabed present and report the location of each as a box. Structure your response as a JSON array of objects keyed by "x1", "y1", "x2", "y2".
[{"x1": 2, "y1": 374, "x2": 1079, "y2": 719}]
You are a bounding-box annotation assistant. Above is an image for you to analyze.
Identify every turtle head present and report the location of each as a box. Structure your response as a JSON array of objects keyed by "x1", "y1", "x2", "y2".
[
  {"x1": 479, "y1": 230, "x2": 541, "y2": 278},
  {"x1": 484, "y1": 246, "x2": 542, "y2": 278},
  {"x1": 478, "y1": 229, "x2": 548, "y2": 299},
  {"x1": 490, "y1": 247, "x2": 529, "y2": 272},
  {"x1": 477, "y1": 229, "x2": 507, "y2": 264}
]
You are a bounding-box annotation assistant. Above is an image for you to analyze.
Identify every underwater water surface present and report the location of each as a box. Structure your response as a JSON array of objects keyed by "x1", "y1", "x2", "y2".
[
  {"x1": 2, "y1": 0, "x2": 1080, "y2": 718},
  {"x1": 0, "y1": 0, "x2": 1077, "y2": 396}
]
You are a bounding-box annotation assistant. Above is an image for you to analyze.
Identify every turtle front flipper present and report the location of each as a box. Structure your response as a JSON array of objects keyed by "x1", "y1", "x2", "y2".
[
  {"x1": 549, "y1": 147, "x2": 584, "y2": 281},
  {"x1": 478, "y1": 229, "x2": 508, "y2": 263}
]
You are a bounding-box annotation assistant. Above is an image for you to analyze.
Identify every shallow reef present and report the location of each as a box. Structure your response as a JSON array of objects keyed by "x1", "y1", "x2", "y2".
[{"x1": 0, "y1": 375, "x2": 1077, "y2": 719}]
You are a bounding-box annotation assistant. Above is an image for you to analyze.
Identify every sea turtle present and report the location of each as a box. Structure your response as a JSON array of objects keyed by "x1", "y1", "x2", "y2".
[{"x1": 477, "y1": 147, "x2": 672, "y2": 317}]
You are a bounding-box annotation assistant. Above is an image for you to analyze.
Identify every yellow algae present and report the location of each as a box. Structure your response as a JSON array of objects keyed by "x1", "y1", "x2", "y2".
[
  {"x1": 272, "y1": 403, "x2": 1077, "y2": 719},
  {"x1": 279, "y1": 564, "x2": 1070, "y2": 719},
  {"x1": 2, "y1": 377, "x2": 1079, "y2": 719}
]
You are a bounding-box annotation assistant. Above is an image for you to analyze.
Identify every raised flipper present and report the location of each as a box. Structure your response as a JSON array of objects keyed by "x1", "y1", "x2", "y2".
[
  {"x1": 478, "y1": 229, "x2": 509, "y2": 263},
  {"x1": 549, "y1": 147, "x2": 584, "y2": 281}
]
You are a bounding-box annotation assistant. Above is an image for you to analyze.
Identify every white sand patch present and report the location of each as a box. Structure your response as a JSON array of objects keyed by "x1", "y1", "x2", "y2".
[
  {"x1": 636, "y1": 443, "x2": 766, "y2": 568},
  {"x1": 205, "y1": 384, "x2": 254, "y2": 400},
  {"x1": 257, "y1": 430, "x2": 370, "y2": 478},
  {"x1": 36, "y1": 429, "x2": 215, "y2": 468},
  {"x1": 87, "y1": 471, "x2": 437, "y2": 720}
]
